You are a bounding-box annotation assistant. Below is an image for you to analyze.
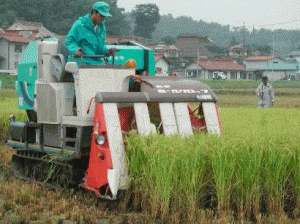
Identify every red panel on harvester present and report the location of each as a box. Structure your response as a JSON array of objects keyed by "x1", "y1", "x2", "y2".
[{"x1": 83, "y1": 103, "x2": 113, "y2": 191}]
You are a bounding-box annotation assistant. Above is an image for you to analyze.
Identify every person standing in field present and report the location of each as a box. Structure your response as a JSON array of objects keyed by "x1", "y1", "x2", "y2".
[{"x1": 256, "y1": 76, "x2": 274, "y2": 108}]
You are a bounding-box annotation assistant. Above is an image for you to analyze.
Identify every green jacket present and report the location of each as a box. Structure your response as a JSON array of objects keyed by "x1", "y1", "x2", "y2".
[{"x1": 65, "y1": 13, "x2": 108, "y2": 65}]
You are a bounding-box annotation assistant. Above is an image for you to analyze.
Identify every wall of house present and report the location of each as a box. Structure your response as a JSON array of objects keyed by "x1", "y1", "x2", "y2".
[
  {"x1": 0, "y1": 40, "x2": 28, "y2": 71},
  {"x1": 8, "y1": 43, "x2": 16, "y2": 70},
  {"x1": 263, "y1": 71, "x2": 285, "y2": 81},
  {"x1": 9, "y1": 43, "x2": 26, "y2": 70},
  {"x1": 264, "y1": 70, "x2": 297, "y2": 81},
  {"x1": 245, "y1": 61, "x2": 268, "y2": 70},
  {"x1": 0, "y1": 40, "x2": 8, "y2": 69},
  {"x1": 245, "y1": 58, "x2": 284, "y2": 71},
  {"x1": 11, "y1": 43, "x2": 26, "y2": 70},
  {"x1": 293, "y1": 56, "x2": 300, "y2": 72}
]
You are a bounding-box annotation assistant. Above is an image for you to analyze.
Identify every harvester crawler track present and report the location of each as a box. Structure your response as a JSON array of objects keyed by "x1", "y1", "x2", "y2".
[{"x1": 12, "y1": 149, "x2": 76, "y2": 191}]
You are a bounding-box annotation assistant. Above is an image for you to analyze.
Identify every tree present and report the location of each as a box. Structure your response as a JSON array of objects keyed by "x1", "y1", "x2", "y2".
[
  {"x1": 160, "y1": 35, "x2": 176, "y2": 45},
  {"x1": 102, "y1": 0, "x2": 131, "y2": 36},
  {"x1": 0, "y1": 10, "x2": 16, "y2": 28},
  {"x1": 133, "y1": 4, "x2": 160, "y2": 39},
  {"x1": 257, "y1": 45, "x2": 272, "y2": 55},
  {"x1": 229, "y1": 37, "x2": 239, "y2": 47},
  {"x1": 0, "y1": 0, "x2": 130, "y2": 36}
]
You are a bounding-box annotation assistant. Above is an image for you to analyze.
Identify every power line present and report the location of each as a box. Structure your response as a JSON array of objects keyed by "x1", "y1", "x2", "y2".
[{"x1": 232, "y1": 19, "x2": 300, "y2": 30}]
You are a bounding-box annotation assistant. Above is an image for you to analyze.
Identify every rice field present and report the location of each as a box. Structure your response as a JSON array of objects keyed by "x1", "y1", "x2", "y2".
[
  {"x1": 1, "y1": 83, "x2": 300, "y2": 223},
  {"x1": 125, "y1": 108, "x2": 300, "y2": 222},
  {"x1": 201, "y1": 79, "x2": 300, "y2": 89},
  {"x1": 0, "y1": 89, "x2": 27, "y2": 141}
]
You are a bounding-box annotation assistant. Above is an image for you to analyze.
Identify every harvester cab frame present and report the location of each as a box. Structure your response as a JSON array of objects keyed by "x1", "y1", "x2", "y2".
[{"x1": 7, "y1": 38, "x2": 222, "y2": 200}]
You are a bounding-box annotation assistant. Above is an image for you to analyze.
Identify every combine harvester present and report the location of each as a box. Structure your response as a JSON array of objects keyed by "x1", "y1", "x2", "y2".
[{"x1": 6, "y1": 38, "x2": 221, "y2": 200}]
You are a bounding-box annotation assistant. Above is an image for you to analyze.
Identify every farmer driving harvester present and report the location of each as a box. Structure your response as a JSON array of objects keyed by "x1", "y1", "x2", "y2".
[{"x1": 65, "y1": 1, "x2": 115, "y2": 64}]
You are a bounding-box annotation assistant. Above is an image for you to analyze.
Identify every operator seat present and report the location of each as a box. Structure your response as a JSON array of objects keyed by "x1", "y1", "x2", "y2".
[{"x1": 54, "y1": 37, "x2": 74, "y2": 82}]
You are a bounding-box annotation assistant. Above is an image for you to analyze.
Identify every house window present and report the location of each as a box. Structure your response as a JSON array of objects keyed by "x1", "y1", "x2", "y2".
[{"x1": 15, "y1": 44, "x2": 22, "y2": 53}]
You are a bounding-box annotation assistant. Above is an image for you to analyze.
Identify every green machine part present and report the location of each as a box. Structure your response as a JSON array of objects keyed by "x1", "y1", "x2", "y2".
[
  {"x1": 16, "y1": 38, "x2": 58, "y2": 111},
  {"x1": 16, "y1": 39, "x2": 155, "y2": 111},
  {"x1": 106, "y1": 43, "x2": 156, "y2": 76},
  {"x1": 17, "y1": 40, "x2": 39, "y2": 111}
]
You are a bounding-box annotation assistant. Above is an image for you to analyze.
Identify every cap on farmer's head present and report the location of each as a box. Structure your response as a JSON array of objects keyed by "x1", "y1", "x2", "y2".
[{"x1": 93, "y1": 1, "x2": 112, "y2": 17}]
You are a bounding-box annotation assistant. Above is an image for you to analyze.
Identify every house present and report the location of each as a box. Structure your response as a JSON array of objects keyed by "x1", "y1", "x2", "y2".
[
  {"x1": 106, "y1": 35, "x2": 157, "y2": 46},
  {"x1": 175, "y1": 34, "x2": 215, "y2": 69},
  {"x1": 0, "y1": 20, "x2": 58, "y2": 72},
  {"x1": 185, "y1": 57, "x2": 245, "y2": 80},
  {"x1": 243, "y1": 56, "x2": 296, "y2": 80},
  {"x1": 228, "y1": 44, "x2": 247, "y2": 59},
  {"x1": 155, "y1": 55, "x2": 169, "y2": 76},
  {"x1": 287, "y1": 49, "x2": 300, "y2": 67},
  {"x1": 260, "y1": 61, "x2": 297, "y2": 81},
  {"x1": 150, "y1": 44, "x2": 181, "y2": 72},
  {"x1": 0, "y1": 29, "x2": 30, "y2": 71},
  {"x1": 287, "y1": 49, "x2": 300, "y2": 81},
  {"x1": 7, "y1": 20, "x2": 58, "y2": 38}
]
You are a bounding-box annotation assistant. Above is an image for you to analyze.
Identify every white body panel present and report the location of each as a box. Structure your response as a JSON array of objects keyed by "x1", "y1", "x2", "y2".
[
  {"x1": 134, "y1": 103, "x2": 154, "y2": 136},
  {"x1": 202, "y1": 102, "x2": 221, "y2": 135},
  {"x1": 38, "y1": 41, "x2": 59, "y2": 83},
  {"x1": 173, "y1": 103, "x2": 193, "y2": 136},
  {"x1": 73, "y1": 68, "x2": 134, "y2": 117},
  {"x1": 159, "y1": 103, "x2": 178, "y2": 136},
  {"x1": 103, "y1": 103, "x2": 130, "y2": 198},
  {"x1": 36, "y1": 82, "x2": 74, "y2": 124}
]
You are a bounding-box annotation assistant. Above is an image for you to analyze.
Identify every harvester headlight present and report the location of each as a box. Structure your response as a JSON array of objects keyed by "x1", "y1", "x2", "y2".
[{"x1": 95, "y1": 134, "x2": 106, "y2": 145}]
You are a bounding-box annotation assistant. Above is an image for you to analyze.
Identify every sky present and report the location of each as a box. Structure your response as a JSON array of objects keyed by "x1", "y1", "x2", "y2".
[{"x1": 118, "y1": 0, "x2": 300, "y2": 31}]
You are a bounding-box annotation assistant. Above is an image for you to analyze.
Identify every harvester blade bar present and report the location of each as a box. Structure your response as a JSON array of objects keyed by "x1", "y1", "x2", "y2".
[
  {"x1": 103, "y1": 103, "x2": 129, "y2": 192},
  {"x1": 173, "y1": 103, "x2": 193, "y2": 136},
  {"x1": 159, "y1": 103, "x2": 178, "y2": 136},
  {"x1": 202, "y1": 102, "x2": 221, "y2": 135},
  {"x1": 133, "y1": 103, "x2": 154, "y2": 136}
]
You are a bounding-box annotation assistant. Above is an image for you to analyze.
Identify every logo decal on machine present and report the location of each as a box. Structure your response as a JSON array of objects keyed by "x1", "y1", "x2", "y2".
[{"x1": 157, "y1": 89, "x2": 209, "y2": 94}]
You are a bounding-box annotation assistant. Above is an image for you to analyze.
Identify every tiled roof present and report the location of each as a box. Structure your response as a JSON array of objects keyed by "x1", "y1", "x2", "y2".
[
  {"x1": 229, "y1": 44, "x2": 246, "y2": 51},
  {"x1": 244, "y1": 56, "x2": 275, "y2": 62},
  {"x1": 197, "y1": 59, "x2": 245, "y2": 71},
  {"x1": 261, "y1": 63, "x2": 297, "y2": 71},
  {"x1": 7, "y1": 20, "x2": 58, "y2": 38},
  {"x1": 164, "y1": 45, "x2": 179, "y2": 51},
  {"x1": 288, "y1": 50, "x2": 300, "y2": 57},
  {"x1": 155, "y1": 54, "x2": 163, "y2": 61},
  {"x1": 106, "y1": 36, "x2": 134, "y2": 44},
  {"x1": 0, "y1": 30, "x2": 34, "y2": 43},
  {"x1": 106, "y1": 35, "x2": 157, "y2": 46},
  {"x1": 177, "y1": 34, "x2": 211, "y2": 42}
]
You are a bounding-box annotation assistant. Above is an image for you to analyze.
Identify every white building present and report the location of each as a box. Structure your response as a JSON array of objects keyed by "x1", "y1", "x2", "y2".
[
  {"x1": 0, "y1": 20, "x2": 58, "y2": 72},
  {"x1": 155, "y1": 55, "x2": 169, "y2": 76}
]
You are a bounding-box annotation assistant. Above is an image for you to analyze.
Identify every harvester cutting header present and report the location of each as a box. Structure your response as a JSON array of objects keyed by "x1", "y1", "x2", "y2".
[{"x1": 7, "y1": 37, "x2": 221, "y2": 200}]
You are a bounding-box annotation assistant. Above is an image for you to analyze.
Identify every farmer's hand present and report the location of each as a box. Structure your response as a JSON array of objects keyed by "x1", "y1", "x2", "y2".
[
  {"x1": 75, "y1": 48, "x2": 83, "y2": 56},
  {"x1": 106, "y1": 48, "x2": 116, "y2": 56}
]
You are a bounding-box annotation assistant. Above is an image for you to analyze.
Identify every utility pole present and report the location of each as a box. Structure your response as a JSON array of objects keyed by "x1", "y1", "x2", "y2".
[
  {"x1": 272, "y1": 32, "x2": 275, "y2": 56},
  {"x1": 243, "y1": 22, "x2": 246, "y2": 45}
]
